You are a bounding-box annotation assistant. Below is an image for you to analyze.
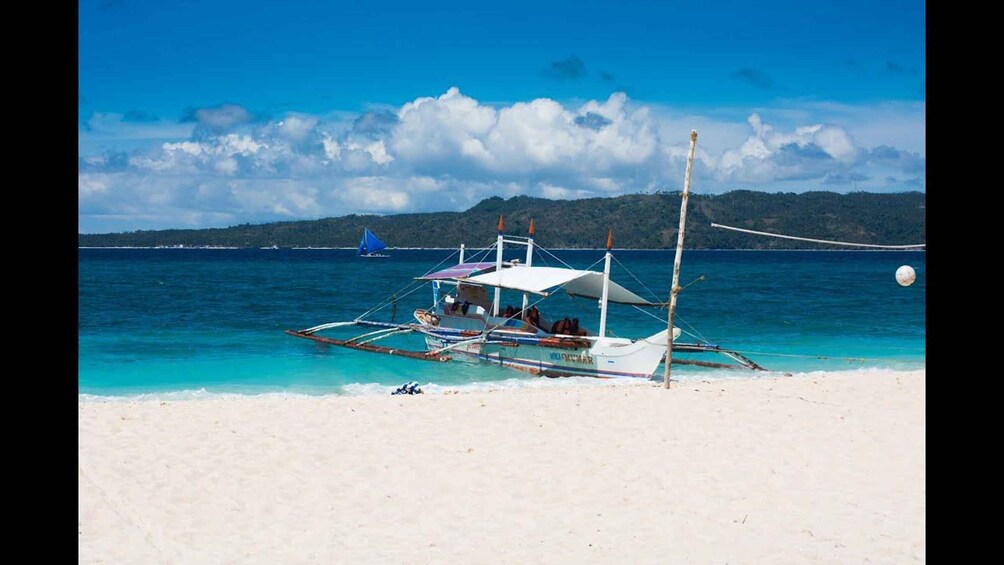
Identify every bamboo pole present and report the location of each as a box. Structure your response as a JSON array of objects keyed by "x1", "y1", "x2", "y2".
[
  {"x1": 522, "y1": 219, "x2": 535, "y2": 320},
  {"x1": 665, "y1": 130, "x2": 698, "y2": 389},
  {"x1": 597, "y1": 230, "x2": 613, "y2": 339},
  {"x1": 493, "y1": 215, "x2": 504, "y2": 316}
]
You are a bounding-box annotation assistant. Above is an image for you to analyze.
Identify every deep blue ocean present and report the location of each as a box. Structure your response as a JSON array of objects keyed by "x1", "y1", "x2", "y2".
[{"x1": 79, "y1": 248, "x2": 925, "y2": 398}]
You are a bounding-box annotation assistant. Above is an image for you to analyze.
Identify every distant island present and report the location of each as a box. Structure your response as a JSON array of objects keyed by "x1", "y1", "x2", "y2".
[{"x1": 78, "y1": 190, "x2": 926, "y2": 250}]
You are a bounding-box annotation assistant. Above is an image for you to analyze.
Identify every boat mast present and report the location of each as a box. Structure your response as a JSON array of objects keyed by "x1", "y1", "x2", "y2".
[
  {"x1": 522, "y1": 219, "x2": 535, "y2": 320},
  {"x1": 665, "y1": 130, "x2": 698, "y2": 389},
  {"x1": 597, "y1": 229, "x2": 613, "y2": 339},
  {"x1": 493, "y1": 214, "x2": 504, "y2": 316},
  {"x1": 459, "y1": 243, "x2": 465, "y2": 264}
]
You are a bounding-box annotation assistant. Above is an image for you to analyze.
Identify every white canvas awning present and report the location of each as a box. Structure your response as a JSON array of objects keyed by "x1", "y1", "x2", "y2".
[{"x1": 461, "y1": 266, "x2": 659, "y2": 306}]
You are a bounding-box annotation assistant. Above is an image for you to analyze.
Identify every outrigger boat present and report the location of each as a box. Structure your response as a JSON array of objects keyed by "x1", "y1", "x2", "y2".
[
  {"x1": 285, "y1": 131, "x2": 765, "y2": 380},
  {"x1": 285, "y1": 219, "x2": 764, "y2": 378}
]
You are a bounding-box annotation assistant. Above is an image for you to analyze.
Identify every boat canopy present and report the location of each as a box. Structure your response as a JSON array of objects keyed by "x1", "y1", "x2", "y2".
[
  {"x1": 462, "y1": 266, "x2": 659, "y2": 306},
  {"x1": 417, "y1": 262, "x2": 498, "y2": 280}
]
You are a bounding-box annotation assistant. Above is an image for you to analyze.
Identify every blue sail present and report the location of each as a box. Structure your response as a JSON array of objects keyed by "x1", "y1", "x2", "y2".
[{"x1": 359, "y1": 228, "x2": 387, "y2": 255}]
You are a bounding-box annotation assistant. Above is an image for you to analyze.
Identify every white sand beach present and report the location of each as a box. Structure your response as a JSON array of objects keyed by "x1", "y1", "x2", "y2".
[{"x1": 79, "y1": 369, "x2": 925, "y2": 563}]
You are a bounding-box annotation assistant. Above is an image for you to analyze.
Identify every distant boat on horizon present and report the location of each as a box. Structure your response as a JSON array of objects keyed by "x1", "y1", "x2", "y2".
[{"x1": 357, "y1": 228, "x2": 390, "y2": 258}]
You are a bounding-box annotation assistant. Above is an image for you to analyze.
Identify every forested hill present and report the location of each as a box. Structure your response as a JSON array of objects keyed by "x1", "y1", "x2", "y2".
[{"x1": 78, "y1": 191, "x2": 926, "y2": 249}]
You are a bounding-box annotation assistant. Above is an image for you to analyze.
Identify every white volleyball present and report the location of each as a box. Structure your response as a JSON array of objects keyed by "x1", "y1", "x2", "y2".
[{"x1": 895, "y1": 265, "x2": 916, "y2": 287}]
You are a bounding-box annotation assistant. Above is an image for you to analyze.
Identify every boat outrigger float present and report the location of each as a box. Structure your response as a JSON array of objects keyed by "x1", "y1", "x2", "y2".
[{"x1": 285, "y1": 130, "x2": 766, "y2": 380}]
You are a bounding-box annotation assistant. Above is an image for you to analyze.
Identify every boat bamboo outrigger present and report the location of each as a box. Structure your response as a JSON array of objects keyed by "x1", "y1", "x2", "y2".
[{"x1": 286, "y1": 131, "x2": 765, "y2": 380}]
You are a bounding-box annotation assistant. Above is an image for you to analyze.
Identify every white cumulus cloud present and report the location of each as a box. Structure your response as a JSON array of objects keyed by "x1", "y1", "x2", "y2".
[{"x1": 79, "y1": 88, "x2": 925, "y2": 233}]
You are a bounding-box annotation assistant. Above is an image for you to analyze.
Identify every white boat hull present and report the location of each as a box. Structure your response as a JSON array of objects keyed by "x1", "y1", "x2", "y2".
[
  {"x1": 426, "y1": 339, "x2": 662, "y2": 378},
  {"x1": 417, "y1": 311, "x2": 672, "y2": 379}
]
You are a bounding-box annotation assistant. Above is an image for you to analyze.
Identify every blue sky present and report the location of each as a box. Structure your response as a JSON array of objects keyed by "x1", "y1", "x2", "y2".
[{"x1": 79, "y1": 0, "x2": 926, "y2": 233}]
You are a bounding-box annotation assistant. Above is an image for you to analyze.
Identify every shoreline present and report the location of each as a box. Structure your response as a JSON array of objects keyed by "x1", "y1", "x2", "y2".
[
  {"x1": 78, "y1": 246, "x2": 926, "y2": 252},
  {"x1": 78, "y1": 366, "x2": 927, "y2": 402},
  {"x1": 79, "y1": 369, "x2": 925, "y2": 563}
]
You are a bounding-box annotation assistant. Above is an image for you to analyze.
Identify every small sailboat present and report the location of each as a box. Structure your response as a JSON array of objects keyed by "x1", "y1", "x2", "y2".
[{"x1": 358, "y1": 228, "x2": 390, "y2": 258}]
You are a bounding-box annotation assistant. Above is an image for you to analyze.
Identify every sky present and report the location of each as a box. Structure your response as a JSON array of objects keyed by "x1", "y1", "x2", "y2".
[{"x1": 79, "y1": 0, "x2": 926, "y2": 233}]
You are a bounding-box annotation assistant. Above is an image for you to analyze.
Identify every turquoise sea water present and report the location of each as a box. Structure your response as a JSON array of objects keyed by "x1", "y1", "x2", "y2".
[{"x1": 78, "y1": 248, "x2": 925, "y2": 397}]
